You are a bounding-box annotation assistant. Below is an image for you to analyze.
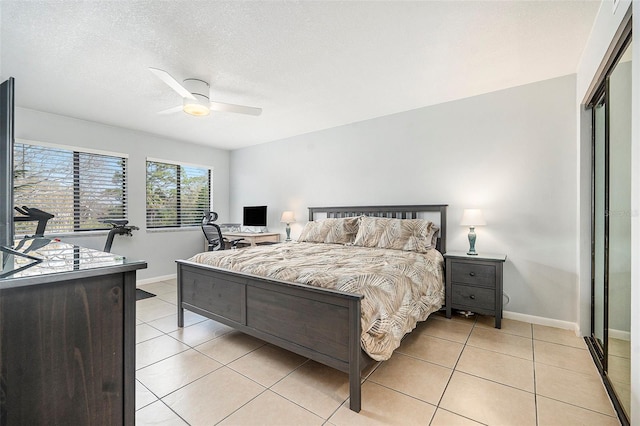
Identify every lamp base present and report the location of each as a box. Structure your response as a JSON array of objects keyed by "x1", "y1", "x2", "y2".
[{"x1": 467, "y1": 226, "x2": 478, "y2": 255}]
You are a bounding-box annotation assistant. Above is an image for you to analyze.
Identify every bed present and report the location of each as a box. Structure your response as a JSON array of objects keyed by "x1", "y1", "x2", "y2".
[{"x1": 176, "y1": 204, "x2": 447, "y2": 412}]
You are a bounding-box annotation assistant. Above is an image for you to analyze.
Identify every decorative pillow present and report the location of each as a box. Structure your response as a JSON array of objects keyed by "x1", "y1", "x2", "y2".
[
  {"x1": 297, "y1": 220, "x2": 333, "y2": 243},
  {"x1": 431, "y1": 226, "x2": 440, "y2": 249},
  {"x1": 353, "y1": 216, "x2": 439, "y2": 252},
  {"x1": 324, "y1": 216, "x2": 361, "y2": 244},
  {"x1": 298, "y1": 217, "x2": 362, "y2": 244}
]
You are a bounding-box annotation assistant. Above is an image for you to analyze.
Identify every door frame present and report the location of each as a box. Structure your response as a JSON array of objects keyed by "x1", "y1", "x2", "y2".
[{"x1": 584, "y1": 23, "x2": 632, "y2": 426}]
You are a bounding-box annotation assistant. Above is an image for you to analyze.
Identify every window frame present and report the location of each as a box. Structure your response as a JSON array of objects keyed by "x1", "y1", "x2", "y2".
[
  {"x1": 13, "y1": 139, "x2": 129, "y2": 236},
  {"x1": 145, "y1": 157, "x2": 212, "y2": 230}
]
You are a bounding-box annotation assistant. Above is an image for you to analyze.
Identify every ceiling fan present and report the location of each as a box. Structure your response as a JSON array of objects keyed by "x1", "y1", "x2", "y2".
[{"x1": 149, "y1": 67, "x2": 262, "y2": 117}]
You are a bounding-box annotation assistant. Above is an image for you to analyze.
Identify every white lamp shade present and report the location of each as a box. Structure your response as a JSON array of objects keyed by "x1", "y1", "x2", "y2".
[
  {"x1": 460, "y1": 209, "x2": 486, "y2": 226},
  {"x1": 280, "y1": 211, "x2": 296, "y2": 224}
]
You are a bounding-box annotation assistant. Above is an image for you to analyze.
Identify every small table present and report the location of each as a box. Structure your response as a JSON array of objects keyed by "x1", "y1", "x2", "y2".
[
  {"x1": 222, "y1": 232, "x2": 280, "y2": 247},
  {"x1": 444, "y1": 251, "x2": 507, "y2": 328}
]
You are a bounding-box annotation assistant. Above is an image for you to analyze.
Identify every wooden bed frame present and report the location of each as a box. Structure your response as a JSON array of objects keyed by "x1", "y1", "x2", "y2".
[{"x1": 176, "y1": 204, "x2": 447, "y2": 412}]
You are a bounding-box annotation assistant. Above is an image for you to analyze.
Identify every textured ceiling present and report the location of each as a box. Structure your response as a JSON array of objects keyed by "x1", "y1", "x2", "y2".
[{"x1": 1, "y1": 1, "x2": 600, "y2": 150}]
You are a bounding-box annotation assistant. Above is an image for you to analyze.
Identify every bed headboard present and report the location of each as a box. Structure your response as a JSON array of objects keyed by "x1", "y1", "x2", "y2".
[{"x1": 308, "y1": 204, "x2": 448, "y2": 253}]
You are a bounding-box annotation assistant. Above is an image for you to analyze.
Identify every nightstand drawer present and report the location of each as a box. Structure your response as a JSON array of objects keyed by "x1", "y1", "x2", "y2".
[
  {"x1": 451, "y1": 284, "x2": 495, "y2": 310},
  {"x1": 450, "y1": 261, "x2": 495, "y2": 287}
]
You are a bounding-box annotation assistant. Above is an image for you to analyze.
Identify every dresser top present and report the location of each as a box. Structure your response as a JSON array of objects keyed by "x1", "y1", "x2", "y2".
[
  {"x1": 444, "y1": 251, "x2": 507, "y2": 262},
  {"x1": 1, "y1": 237, "x2": 146, "y2": 287}
]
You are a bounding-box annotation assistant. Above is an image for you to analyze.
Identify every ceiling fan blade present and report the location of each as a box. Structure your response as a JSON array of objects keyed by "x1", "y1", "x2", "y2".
[
  {"x1": 149, "y1": 67, "x2": 196, "y2": 101},
  {"x1": 157, "y1": 105, "x2": 183, "y2": 115},
  {"x1": 210, "y1": 101, "x2": 262, "y2": 116}
]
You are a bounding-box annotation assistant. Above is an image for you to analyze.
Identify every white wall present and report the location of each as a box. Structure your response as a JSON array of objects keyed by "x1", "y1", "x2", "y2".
[
  {"x1": 231, "y1": 74, "x2": 578, "y2": 324},
  {"x1": 15, "y1": 107, "x2": 230, "y2": 280}
]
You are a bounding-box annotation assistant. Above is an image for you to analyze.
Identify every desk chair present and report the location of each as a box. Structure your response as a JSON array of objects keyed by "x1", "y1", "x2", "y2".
[{"x1": 201, "y1": 214, "x2": 244, "y2": 251}]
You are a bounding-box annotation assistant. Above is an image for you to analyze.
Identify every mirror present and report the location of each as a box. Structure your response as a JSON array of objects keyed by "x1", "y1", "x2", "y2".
[{"x1": 606, "y1": 40, "x2": 632, "y2": 418}]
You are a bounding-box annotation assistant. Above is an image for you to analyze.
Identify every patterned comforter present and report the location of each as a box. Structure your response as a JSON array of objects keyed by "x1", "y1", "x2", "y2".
[{"x1": 188, "y1": 242, "x2": 445, "y2": 360}]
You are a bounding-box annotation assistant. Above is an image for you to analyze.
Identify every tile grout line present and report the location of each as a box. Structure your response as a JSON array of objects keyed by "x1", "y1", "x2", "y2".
[
  {"x1": 433, "y1": 407, "x2": 490, "y2": 426},
  {"x1": 430, "y1": 314, "x2": 477, "y2": 418},
  {"x1": 264, "y1": 371, "x2": 331, "y2": 422},
  {"x1": 357, "y1": 378, "x2": 441, "y2": 425},
  {"x1": 159, "y1": 398, "x2": 192, "y2": 426},
  {"x1": 261, "y1": 358, "x2": 342, "y2": 422},
  {"x1": 212, "y1": 388, "x2": 271, "y2": 425},
  {"x1": 531, "y1": 323, "x2": 539, "y2": 426}
]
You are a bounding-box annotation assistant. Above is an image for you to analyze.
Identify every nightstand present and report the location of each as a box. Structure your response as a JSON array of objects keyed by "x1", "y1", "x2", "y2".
[{"x1": 444, "y1": 251, "x2": 507, "y2": 328}]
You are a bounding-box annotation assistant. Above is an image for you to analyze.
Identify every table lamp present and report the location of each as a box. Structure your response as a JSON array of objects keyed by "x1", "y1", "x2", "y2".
[
  {"x1": 280, "y1": 211, "x2": 296, "y2": 241},
  {"x1": 460, "y1": 209, "x2": 486, "y2": 255}
]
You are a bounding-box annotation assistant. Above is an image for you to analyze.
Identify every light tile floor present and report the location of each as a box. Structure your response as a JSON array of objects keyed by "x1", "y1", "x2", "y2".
[{"x1": 136, "y1": 279, "x2": 620, "y2": 425}]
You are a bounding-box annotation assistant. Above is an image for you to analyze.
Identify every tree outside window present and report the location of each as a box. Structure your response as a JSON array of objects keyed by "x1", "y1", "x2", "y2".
[
  {"x1": 146, "y1": 160, "x2": 211, "y2": 228},
  {"x1": 13, "y1": 142, "x2": 127, "y2": 235}
]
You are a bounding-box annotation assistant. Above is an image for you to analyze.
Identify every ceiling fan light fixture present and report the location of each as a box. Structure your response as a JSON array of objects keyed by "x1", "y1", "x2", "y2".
[
  {"x1": 183, "y1": 93, "x2": 210, "y2": 116},
  {"x1": 150, "y1": 69, "x2": 261, "y2": 117}
]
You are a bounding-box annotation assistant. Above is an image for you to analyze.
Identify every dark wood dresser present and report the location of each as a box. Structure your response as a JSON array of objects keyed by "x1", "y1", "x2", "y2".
[{"x1": 0, "y1": 238, "x2": 146, "y2": 425}]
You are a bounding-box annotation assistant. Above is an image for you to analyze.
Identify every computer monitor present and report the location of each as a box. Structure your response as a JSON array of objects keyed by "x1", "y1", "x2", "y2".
[{"x1": 242, "y1": 206, "x2": 267, "y2": 228}]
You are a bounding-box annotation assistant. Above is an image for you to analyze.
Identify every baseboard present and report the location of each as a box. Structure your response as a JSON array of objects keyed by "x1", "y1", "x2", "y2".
[
  {"x1": 608, "y1": 328, "x2": 631, "y2": 341},
  {"x1": 136, "y1": 274, "x2": 177, "y2": 285},
  {"x1": 503, "y1": 311, "x2": 581, "y2": 336}
]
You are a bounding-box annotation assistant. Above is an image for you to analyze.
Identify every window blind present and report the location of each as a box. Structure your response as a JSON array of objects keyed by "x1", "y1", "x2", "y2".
[
  {"x1": 13, "y1": 142, "x2": 127, "y2": 235},
  {"x1": 146, "y1": 160, "x2": 211, "y2": 228}
]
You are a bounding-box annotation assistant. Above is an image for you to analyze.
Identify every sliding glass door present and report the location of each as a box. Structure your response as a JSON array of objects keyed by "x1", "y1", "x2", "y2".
[
  {"x1": 588, "y1": 38, "x2": 632, "y2": 425},
  {"x1": 605, "y1": 40, "x2": 632, "y2": 419}
]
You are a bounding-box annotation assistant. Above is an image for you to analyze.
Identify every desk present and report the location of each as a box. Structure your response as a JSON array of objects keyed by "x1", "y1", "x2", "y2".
[{"x1": 223, "y1": 232, "x2": 280, "y2": 247}]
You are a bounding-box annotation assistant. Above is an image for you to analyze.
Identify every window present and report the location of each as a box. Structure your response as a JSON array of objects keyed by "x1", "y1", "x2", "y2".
[
  {"x1": 146, "y1": 159, "x2": 211, "y2": 228},
  {"x1": 13, "y1": 141, "x2": 127, "y2": 235}
]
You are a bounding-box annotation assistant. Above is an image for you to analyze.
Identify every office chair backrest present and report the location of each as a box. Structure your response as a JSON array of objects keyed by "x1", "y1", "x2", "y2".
[
  {"x1": 203, "y1": 211, "x2": 218, "y2": 224},
  {"x1": 202, "y1": 221, "x2": 225, "y2": 251}
]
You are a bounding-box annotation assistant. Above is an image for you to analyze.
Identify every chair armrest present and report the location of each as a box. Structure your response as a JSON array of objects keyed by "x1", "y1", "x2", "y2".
[{"x1": 223, "y1": 237, "x2": 245, "y2": 247}]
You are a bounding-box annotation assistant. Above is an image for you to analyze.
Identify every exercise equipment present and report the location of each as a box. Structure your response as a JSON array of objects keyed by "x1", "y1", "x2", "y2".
[
  {"x1": 102, "y1": 219, "x2": 138, "y2": 253},
  {"x1": 13, "y1": 206, "x2": 54, "y2": 237}
]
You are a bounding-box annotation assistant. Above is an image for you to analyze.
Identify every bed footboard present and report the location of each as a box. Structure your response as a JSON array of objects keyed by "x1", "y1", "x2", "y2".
[{"x1": 176, "y1": 260, "x2": 369, "y2": 412}]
